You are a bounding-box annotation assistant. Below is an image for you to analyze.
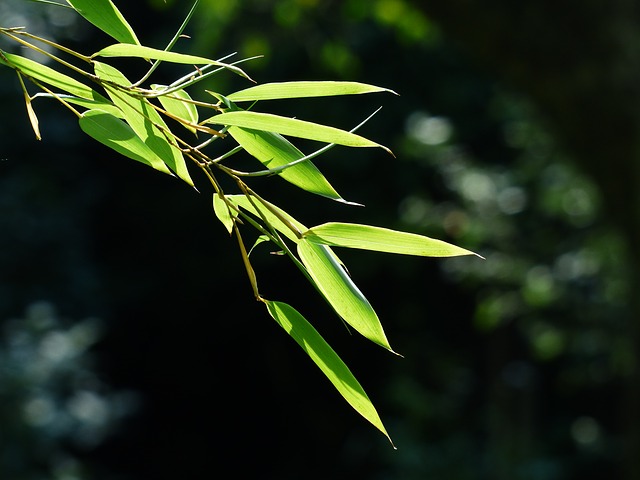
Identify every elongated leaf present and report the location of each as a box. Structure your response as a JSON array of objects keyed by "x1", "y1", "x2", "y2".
[
  {"x1": 229, "y1": 127, "x2": 346, "y2": 201},
  {"x1": 265, "y1": 300, "x2": 393, "y2": 446},
  {"x1": 33, "y1": 93, "x2": 124, "y2": 117},
  {"x1": 227, "y1": 81, "x2": 397, "y2": 102},
  {"x1": 66, "y1": 0, "x2": 140, "y2": 45},
  {"x1": 0, "y1": 52, "x2": 107, "y2": 102},
  {"x1": 93, "y1": 44, "x2": 251, "y2": 80},
  {"x1": 297, "y1": 239, "x2": 395, "y2": 353},
  {"x1": 152, "y1": 84, "x2": 199, "y2": 134},
  {"x1": 94, "y1": 62, "x2": 194, "y2": 186},
  {"x1": 213, "y1": 193, "x2": 235, "y2": 234},
  {"x1": 79, "y1": 109, "x2": 171, "y2": 174},
  {"x1": 304, "y1": 223, "x2": 480, "y2": 257},
  {"x1": 213, "y1": 111, "x2": 391, "y2": 152},
  {"x1": 227, "y1": 194, "x2": 306, "y2": 243}
]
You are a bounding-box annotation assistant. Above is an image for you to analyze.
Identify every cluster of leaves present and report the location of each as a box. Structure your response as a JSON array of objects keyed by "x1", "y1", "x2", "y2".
[{"x1": 0, "y1": 0, "x2": 478, "y2": 444}]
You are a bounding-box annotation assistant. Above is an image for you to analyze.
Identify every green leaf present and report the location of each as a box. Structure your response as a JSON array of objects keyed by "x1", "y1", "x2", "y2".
[
  {"x1": 265, "y1": 300, "x2": 394, "y2": 446},
  {"x1": 0, "y1": 52, "x2": 108, "y2": 102},
  {"x1": 66, "y1": 0, "x2": 140, "y2": 45},
  {"x1": 304, "y1": 223, "x2": 481, "y2": 257},
  {"x1": 213, "y1": 193, "x2": 235, "y2": 234},
  {"x1": 32, "y1": 93, "x2": 124, "y2": 118},
  {"x1": 94, "y1": 62, "x2": 194, "y2": 186},
  {"x1": 227, "y1": 81, "x2": 397, "y2": 102},
  {"x1": 297, "y1": 239, "x2": 395, "y2": 353},
  {"x1": 152, "y1": 84, "x2": 199, "y2": 134},
  {"x1": 93, "y1": 44, "x2": 251, "y2": 80},
  {"x1": 227, "y1": 194, "x2": 306, "y2": 243},
  {"x1": 212, "y1": 111, "x2": 391, "y2": 152},
  {"x1": 229, "y1": 127, "x2": 346, "y2": 202},
  {"x1": 79, "y1": 109, "x2": 172, "y2": 175}
]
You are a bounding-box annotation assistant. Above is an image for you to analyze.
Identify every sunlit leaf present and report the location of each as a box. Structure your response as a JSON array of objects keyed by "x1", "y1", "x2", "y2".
[
  {"x1": 227, "y1": 194, "x2": 306, "y2": 242},
  {"x1": 152, "y1": 84, "x2": 199, "y2": 134},
  {"x1": 94, "y1": 62, "x2": 194, "y2": 186},
  {"x1": 79, "y1": 109, "x2": 172, "y2": 174},
  {"x1": 227, "y1": 81, "x2": 397, "y2": 102},
  {"x1": 265, "y1": 300, "x2": 394, "y2": 446},
  {"x1": 229, "y1": 127, "x2": 346, "y2": 202},
  {"x1": 0, "y1": 52, "x2": 107, "y2": 101},
  {"x1": 304, "y1": 223, "x2": 481, "y2": 257},
  {"x1": 93, "y1": 44, "x2": 251, "y2": 80},
  {"x1": 212, "y1": 111, "x2": 392, "y2": 152},
  {"x1": 297, "y1": 239, "x2": 395, "y2": 353},
  {"x1": 33, "y1": 93, "x2": 124, "y2": 117},
  {"x1": 66, "y1": 0, "x2": 140, "y2": 45},
  {"x1": 213, "y1": 193, "x2": 235, "y2": 234}
]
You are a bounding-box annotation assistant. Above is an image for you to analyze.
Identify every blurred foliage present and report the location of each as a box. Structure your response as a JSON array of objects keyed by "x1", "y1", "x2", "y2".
[
  {"x1": 0, "y1": 301, "x2": 137, "y2": 480},
  {"x1": 0, "y1": 0, "x2": 635, "y2": 479}
]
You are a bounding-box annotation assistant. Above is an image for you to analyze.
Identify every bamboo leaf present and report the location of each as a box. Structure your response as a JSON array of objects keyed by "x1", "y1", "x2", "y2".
[
  {"x1": 17, "y1": 73, "x2": 41, "y2": 140},
  {"x1": 152, "y1": 84, "x2": 199, "y2": 135},
  {"x1": 297, "y1": 239, "x2": 395, "y2": 353},
  {"x1": 227, "y1": 81, "x2": 397, "y2": 102},
  {"x1": 227, "y1": 194, "x2": 306, "y2": 243},
  {"x1": 66, "y1": 0, "x2": 140, "y2": 45},
  {"x1": 304, "y1": 223, "x2": 481, "y2": 257},
  {"x1": 93, "y1": 44, "x2": 252, "y2": 80},
  {"x1": 32, "y1": 93, "x2": 124, "y2": 118},
  {"x1": 212, "y1": 111, "x2": 391, "y2": 152},
  {"x1": 79, "y1": 109, "x2": 172, "y2": 175},
  {"x1": 265, "y1": 300, "x2": 394, "y2": 446},
  {"x1": 213, "y1": 193, "x2": 235, "y2": 234},
  {"x1": 0, "y1": 52, "x2": 107, "y2": 101},
  {"x1": 94, "y1": 62, "x2": 194, "y2": 186},
  {"x1": 229, "y1": 127, "x2": 346, "y2": 201}
]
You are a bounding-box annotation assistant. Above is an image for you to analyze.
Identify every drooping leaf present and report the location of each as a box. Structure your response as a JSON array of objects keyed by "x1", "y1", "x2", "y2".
[
  {"x1": 93, "y1": 44, "x2": 251, "y2": 80},
  {"x1": 94, "y1": 62, "x2": 194, "y2": 186},
  {"x1": 66, "y1": 0, "x2": 140, "y2": 45},
  {"x1": 79, "y1": 109, "x2": 172, "y2": 175},
  {"x1": 227, "y1": 81, "x2": 397, "y2": 102},
  {"x1": 152, "y1": 84, "x2": 199, "y2": 134},
  {"x1": 304, "y1": 223, "x2": 481, "y2": 257},
  {"x1": 229, "y1": 127, "x2": 346, "y2": 202},
  {"x1": 265, "y1": 300, "x2": 394, "y2": 446},
  {"x1": 0, "y1": 52, "x2": 108, "y2": 101},
  {"x1": 213, "y1": 193, "x2": 235, "y2": 234},
  {"x1": 297, "y1": 239, "x2": 395, "y2": 353},
  {"x1": 212, "y1": 111, "x2": 392, "y2": 152}
]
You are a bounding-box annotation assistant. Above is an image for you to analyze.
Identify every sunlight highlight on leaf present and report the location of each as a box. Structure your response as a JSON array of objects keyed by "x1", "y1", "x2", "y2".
[
  {"x1": 297, "y1": 239, "x2": 396, "y2": 353},
  {"x1": 304, "y1": 222, "x2": 481, "y2": 257},
  {"x1": 227, "y1": 81, "x2": 397, "y2": 102},
  {"x1": 265, "y1": 300, "x2": 394, "y2": 446}
]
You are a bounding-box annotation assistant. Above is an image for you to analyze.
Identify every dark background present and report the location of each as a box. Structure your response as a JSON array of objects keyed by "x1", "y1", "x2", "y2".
[{"x1": 1, "y1": 1, "x2": 638, "y2": 479}]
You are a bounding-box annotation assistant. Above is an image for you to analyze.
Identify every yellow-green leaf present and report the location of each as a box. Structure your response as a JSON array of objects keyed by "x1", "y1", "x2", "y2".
[
  {"x1": 297, "y1": 239, "x2": 395, "y2": 353},
  {"x1": 304, "y1": 223, "x2": 481, "y2": 257},
  {"x1": 0, "y1": 52, "x2": 107, "y2": 102},
  {"x1": 93, "y1": 44, "x2": 251, "y2": 80},
  {"x1": 79, "y1": 109, "x2": 172, "y2": 175},
  {"x1": 213, "y1": 111, "x2": 391, "y2": 152},
  {"x1": 229, "y1": 127, "x2": 346, "y2": 201},
  {"x1": 265, "y1": 300, "x2": 394, "y2": 446},
  {"x1": 152, "y1": 84, "x2": 199, "y2": 135},
  {"x1": 213, "y1": 193, "x2": 235, "y2": 234},
  {"x1": 94, "y1": 62, "x2": 194, "y2": 186},
  {"x1": 227, "y1": 81, "x2": 397, "y2": 102},
  {"x1": 66, "y1": 0, "x2": 140, "y2": 45}
]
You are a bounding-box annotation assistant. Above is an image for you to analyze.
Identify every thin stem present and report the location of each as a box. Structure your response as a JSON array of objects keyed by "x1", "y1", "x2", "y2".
[
  {"x1": 9, "y1": 30, "x2": 92, "y2": 63},
  {"x1": 222, "y1": 107, "x2": 384, "y2": 177},
  {"x1": 132, "y1": 0, "x2": 201, "y2": 87}
]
